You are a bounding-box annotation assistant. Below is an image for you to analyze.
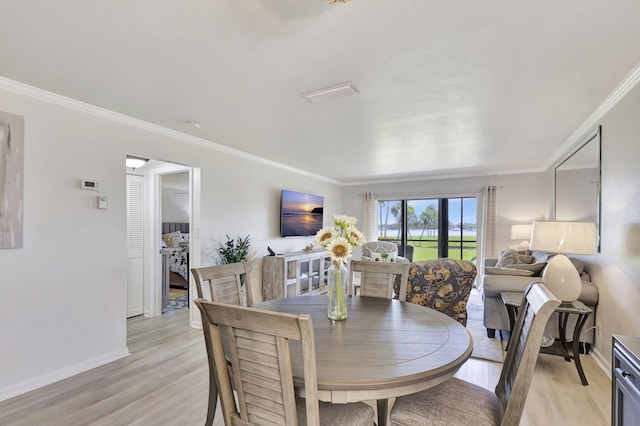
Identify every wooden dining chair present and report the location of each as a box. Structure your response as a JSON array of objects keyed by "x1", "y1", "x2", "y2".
[
  {"x1": 389, "y1": 283, "x2": 561, "y2": 426},
  {"x1": 348, "y1": 260, "x2": 410, "y2": 301},
  {"x1": 191, "y1": 261, "x2": 254, "y2": 307},
  {"x1": 190, "y1": 262, "x2": 254, "y2": 426},
  {"x1": 194, "y1": 299, "x2": 376, "y2": 426}
]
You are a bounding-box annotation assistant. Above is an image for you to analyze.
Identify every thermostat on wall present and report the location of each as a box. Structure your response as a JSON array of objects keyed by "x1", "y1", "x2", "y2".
[
  {"x1": 80, "y1": 179, "x2": 101, "y2": 191},
  {"x1": 97, "y1": 196, "x2": 108, "y2": 210}
]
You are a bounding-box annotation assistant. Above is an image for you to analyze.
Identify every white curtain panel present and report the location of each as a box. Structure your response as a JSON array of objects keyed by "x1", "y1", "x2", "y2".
[
  {"x1": 478, "y1": 186, "x2": 497, "y2": 289},
  {"x1": 362, "y1": 192, "x2": 378, "y2": 242}
]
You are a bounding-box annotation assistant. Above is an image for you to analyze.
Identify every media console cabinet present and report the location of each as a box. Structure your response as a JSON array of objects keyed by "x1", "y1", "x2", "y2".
[{"x1": 262, "y1": 250, "x2": 330, "y2": 301}]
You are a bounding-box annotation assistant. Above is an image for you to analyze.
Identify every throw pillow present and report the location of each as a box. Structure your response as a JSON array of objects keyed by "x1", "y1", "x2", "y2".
[
  {"x1": 372, "y1": 251, "x2": 397, "y2": 262},
  {"x1": 162, "y1": 231, "x2": 180, "y2": 247},
  {"x1": 534, "y1": 255, "x2": 584, "y2": 276},
  {"x1": 569, "y1": 258, "x2": 585, "y2": 275},
  {"x1": 531, "y1": 250, "x2": 550, "y2": 264},
  {"x1": 498, "y1": 248, "x2": 531, "y2": 258},
  {"x1": 495, "y1": 249, "x2": 535, "y2": 268},
  {"x1": 507, "y1": 262, "x2": 547, "y2": 276},
  {"x1": 485, "y1": 267, "x2": 534, "y2": 277},
  {"x1": 162, "y1": 231, "x2": 184, "y2": 248},
  {"x1": 170, "y1": 233, "x2": 187, "y2": 248}
]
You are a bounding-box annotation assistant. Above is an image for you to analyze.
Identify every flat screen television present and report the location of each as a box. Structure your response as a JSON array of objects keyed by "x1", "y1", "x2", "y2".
[{"x1": 280, "y1": 189, "x2": 324, "y2": 237}]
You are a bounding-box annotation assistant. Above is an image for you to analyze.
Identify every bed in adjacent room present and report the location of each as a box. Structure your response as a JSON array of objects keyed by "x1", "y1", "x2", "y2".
[{"x1": 161, "y1": 222, "x2": 190, "y2": 311}]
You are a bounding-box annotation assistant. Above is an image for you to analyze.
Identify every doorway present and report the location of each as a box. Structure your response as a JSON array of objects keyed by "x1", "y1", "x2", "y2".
[
  {"x1": 160, "y1": 171, "x2": 190, "y2": 313},
  {"x1": 125, "y1": 158, "x2": 201, "y2": 325}
]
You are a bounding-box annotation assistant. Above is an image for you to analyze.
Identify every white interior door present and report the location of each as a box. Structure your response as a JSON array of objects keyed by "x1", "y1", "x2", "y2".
[{"x1": 127, "y1": 174, "x2": 144, "y2": 318}]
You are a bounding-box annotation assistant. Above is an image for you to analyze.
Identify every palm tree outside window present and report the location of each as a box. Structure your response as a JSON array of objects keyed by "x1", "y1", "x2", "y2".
[{"x1": 377, "y1": 197, "x2": 477, "y2": 263}]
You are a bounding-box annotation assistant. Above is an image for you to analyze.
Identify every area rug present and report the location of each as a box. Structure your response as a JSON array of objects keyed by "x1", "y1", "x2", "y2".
[
  {"x1": 165, "y1": 295, "x2": 189, "y2": 312},
  {"x1": 466, "y1": 288, "x2": 504, "y2": 363}
]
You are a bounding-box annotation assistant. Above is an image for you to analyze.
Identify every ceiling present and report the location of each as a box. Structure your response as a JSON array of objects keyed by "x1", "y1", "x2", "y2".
[{"x1": 1, "y1": 1, "x2": 639, "y2": 184}]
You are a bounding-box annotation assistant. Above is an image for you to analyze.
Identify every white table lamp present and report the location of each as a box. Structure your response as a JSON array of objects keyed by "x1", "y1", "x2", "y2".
[
  {"x1": 529, "y1": 221, "x2": 597, "y2": 303},
  {"x1": 510, "y1": 224, "x2": 533, "y2": 250}
]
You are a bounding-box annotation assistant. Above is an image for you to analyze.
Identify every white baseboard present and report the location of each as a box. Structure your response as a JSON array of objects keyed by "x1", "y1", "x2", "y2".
[
  {"x1": 0, "y1": 348, "x2": 130, "y2": 402},
  {"x1": 591, "y1": 347, "x2": 612, "y2": 379}
]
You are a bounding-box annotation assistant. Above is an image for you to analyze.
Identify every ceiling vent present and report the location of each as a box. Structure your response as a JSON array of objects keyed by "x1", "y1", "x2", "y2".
[{"x1": 301, "y1": 82, "x2": 360, "y2": 104}]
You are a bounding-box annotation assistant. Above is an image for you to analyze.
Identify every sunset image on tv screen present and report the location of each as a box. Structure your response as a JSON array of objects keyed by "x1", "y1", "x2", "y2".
[{"x1": 281, "y1": 190, "x2": 324, "y2": 237}]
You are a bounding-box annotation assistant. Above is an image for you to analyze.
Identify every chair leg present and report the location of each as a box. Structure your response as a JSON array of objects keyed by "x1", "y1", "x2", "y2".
[
  {"x1": 487, "y1": 328, "x2": 496, "y2": 338},
  {"x1": 205, "y1": 372, "x2": 218, "y2": 426}
]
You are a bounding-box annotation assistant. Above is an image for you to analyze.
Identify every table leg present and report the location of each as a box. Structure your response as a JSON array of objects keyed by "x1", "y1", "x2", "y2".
[
  {"x1": 377, "y1": 398, "x2": 392, "y2": 426},
  {"x1": 572, "y1": 313, "x2": 590, "y2": 386},
  {"x1": 558, "y1": 312, "x2": 571, "y2": 362}
]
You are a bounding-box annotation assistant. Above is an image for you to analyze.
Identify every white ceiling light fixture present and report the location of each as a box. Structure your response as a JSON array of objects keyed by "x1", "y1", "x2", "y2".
[
  {"x1": 186, "y1": 121, "x2": 201, "y2": 129},
  {"x1": 126, "y1": 155, "x2": 149, "y2": 169},
  {"x1": 302, "y1": 82, "x2": 360, "y2": 104}
]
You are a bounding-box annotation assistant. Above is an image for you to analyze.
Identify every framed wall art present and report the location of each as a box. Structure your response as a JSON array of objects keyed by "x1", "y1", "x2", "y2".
[{"x1": 0, "y1": 110, "x2": 24, "y2": 249}]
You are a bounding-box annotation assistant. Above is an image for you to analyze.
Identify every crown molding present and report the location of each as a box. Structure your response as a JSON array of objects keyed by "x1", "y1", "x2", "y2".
[
  {"x1": 4, "y1": 62, "x2": 639, "y2": 187},
  {"x1": 341, "y1": 166, "x2": 546, "y2": 186},
  {"x1": 543, "y1": 62, "x2": 640, "y2": 172},
  {"x1": 0, "y1": 76, "x2": 341, "y2": 185}
]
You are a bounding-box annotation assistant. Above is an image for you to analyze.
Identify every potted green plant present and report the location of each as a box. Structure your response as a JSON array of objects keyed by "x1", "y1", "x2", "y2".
[
  {"x1": 203, "y1": 234, "x2": 253, "y2": 288},
  {"x1": 215, "y1": 234, "x2": 252, "y2": 265}
]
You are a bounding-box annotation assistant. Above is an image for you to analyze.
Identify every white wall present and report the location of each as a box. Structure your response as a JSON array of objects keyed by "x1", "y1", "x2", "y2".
[
  {"x1": 0, "y1": 82, "x2": 341, "y2": 400},
  {"x1": 532, "y1": 78, "x2": 640, "y2": 369},
  {"x1": 573, "y1": 80, "x2": 640, "y2": 366}
]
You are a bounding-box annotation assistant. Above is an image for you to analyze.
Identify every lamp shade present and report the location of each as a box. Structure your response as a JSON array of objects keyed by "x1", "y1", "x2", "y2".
[
  {"x1": 510, "y1": 224, "x2": 533, "y2": 240},
  {"x1": 530, "y1": 221, "x2": 597, "y2": 303},
  {"x1": 529, "y1": 221, "x2": 597, "y2": 255}
]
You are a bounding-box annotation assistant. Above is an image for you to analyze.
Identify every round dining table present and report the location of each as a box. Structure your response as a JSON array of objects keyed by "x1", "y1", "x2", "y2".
[{"x1": 253, "y1": 295, "x2": 473, "y2": 425}]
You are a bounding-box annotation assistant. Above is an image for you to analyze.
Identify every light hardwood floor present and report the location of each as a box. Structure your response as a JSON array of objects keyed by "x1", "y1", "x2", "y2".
[{"x1": 0, "y1": 308, "x2": 611, "y2": 425}]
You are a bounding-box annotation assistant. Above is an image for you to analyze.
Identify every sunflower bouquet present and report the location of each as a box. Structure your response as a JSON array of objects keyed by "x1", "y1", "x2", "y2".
[
  {"x1": 314, "y1": 214, "x2": 365, "y2": 264},
  {"x1": 315, "y1": 214, "x2": 364, "y2": 320}
]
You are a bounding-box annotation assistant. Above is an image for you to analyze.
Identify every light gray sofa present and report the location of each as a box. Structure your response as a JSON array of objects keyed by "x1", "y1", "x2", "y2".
[{"x1": 482, "y1": 255, "x2": 599, "y2": 348}]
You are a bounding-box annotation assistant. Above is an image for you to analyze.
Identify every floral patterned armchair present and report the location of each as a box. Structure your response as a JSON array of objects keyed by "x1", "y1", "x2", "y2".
[{"x1": 395, "y1": 258, "x2": 477, "y2": 326}]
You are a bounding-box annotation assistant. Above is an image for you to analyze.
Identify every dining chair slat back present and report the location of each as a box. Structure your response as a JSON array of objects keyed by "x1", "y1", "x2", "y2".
[
  {"x1": 496, "y1": 284, "x2": 560, "y2": 425},
  {"x1": 195, "y1": 299, "x2": 375, "y2": 426},
  {"x1": 348, "y1": 260, "x2": 410, "y2": 302},
  {"x1": 389, "y1": 283, "x2": 560, "y2": 426},
  {"x1": 190, "y1": 262, "x2": 254, "y2": 426},
  {"x1": 191, "y1": 262, "x2": 253, "y2": 307}
]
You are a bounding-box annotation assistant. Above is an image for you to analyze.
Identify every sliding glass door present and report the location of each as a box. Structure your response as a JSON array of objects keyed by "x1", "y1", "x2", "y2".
[
  {"x1": 446, "y1": 197, "x2": 478, "y2": 261},
  {"x1": 377, "y1": 197, "x2": 477, "y2": 263}
]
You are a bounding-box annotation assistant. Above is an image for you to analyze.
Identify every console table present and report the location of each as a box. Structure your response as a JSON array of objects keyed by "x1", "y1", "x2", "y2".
[{"x1": 501, "y1": 291, "x2": 592, "y2": 386}]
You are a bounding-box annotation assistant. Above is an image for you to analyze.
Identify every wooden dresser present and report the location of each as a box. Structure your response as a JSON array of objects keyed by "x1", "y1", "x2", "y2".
[{"x1": 612, "y1": 335, "x2": 640, "y2": 425}]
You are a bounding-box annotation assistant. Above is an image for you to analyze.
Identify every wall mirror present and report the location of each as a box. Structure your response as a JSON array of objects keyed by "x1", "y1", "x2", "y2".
[{"x1": 555, "y1": 126, "x2": 601, "y2": 250}]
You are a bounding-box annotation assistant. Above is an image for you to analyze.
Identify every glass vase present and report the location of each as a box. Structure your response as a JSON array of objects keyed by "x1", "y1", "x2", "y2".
[{"x1": 327, "y1": 262, "x2": 348, "y2": 321}]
